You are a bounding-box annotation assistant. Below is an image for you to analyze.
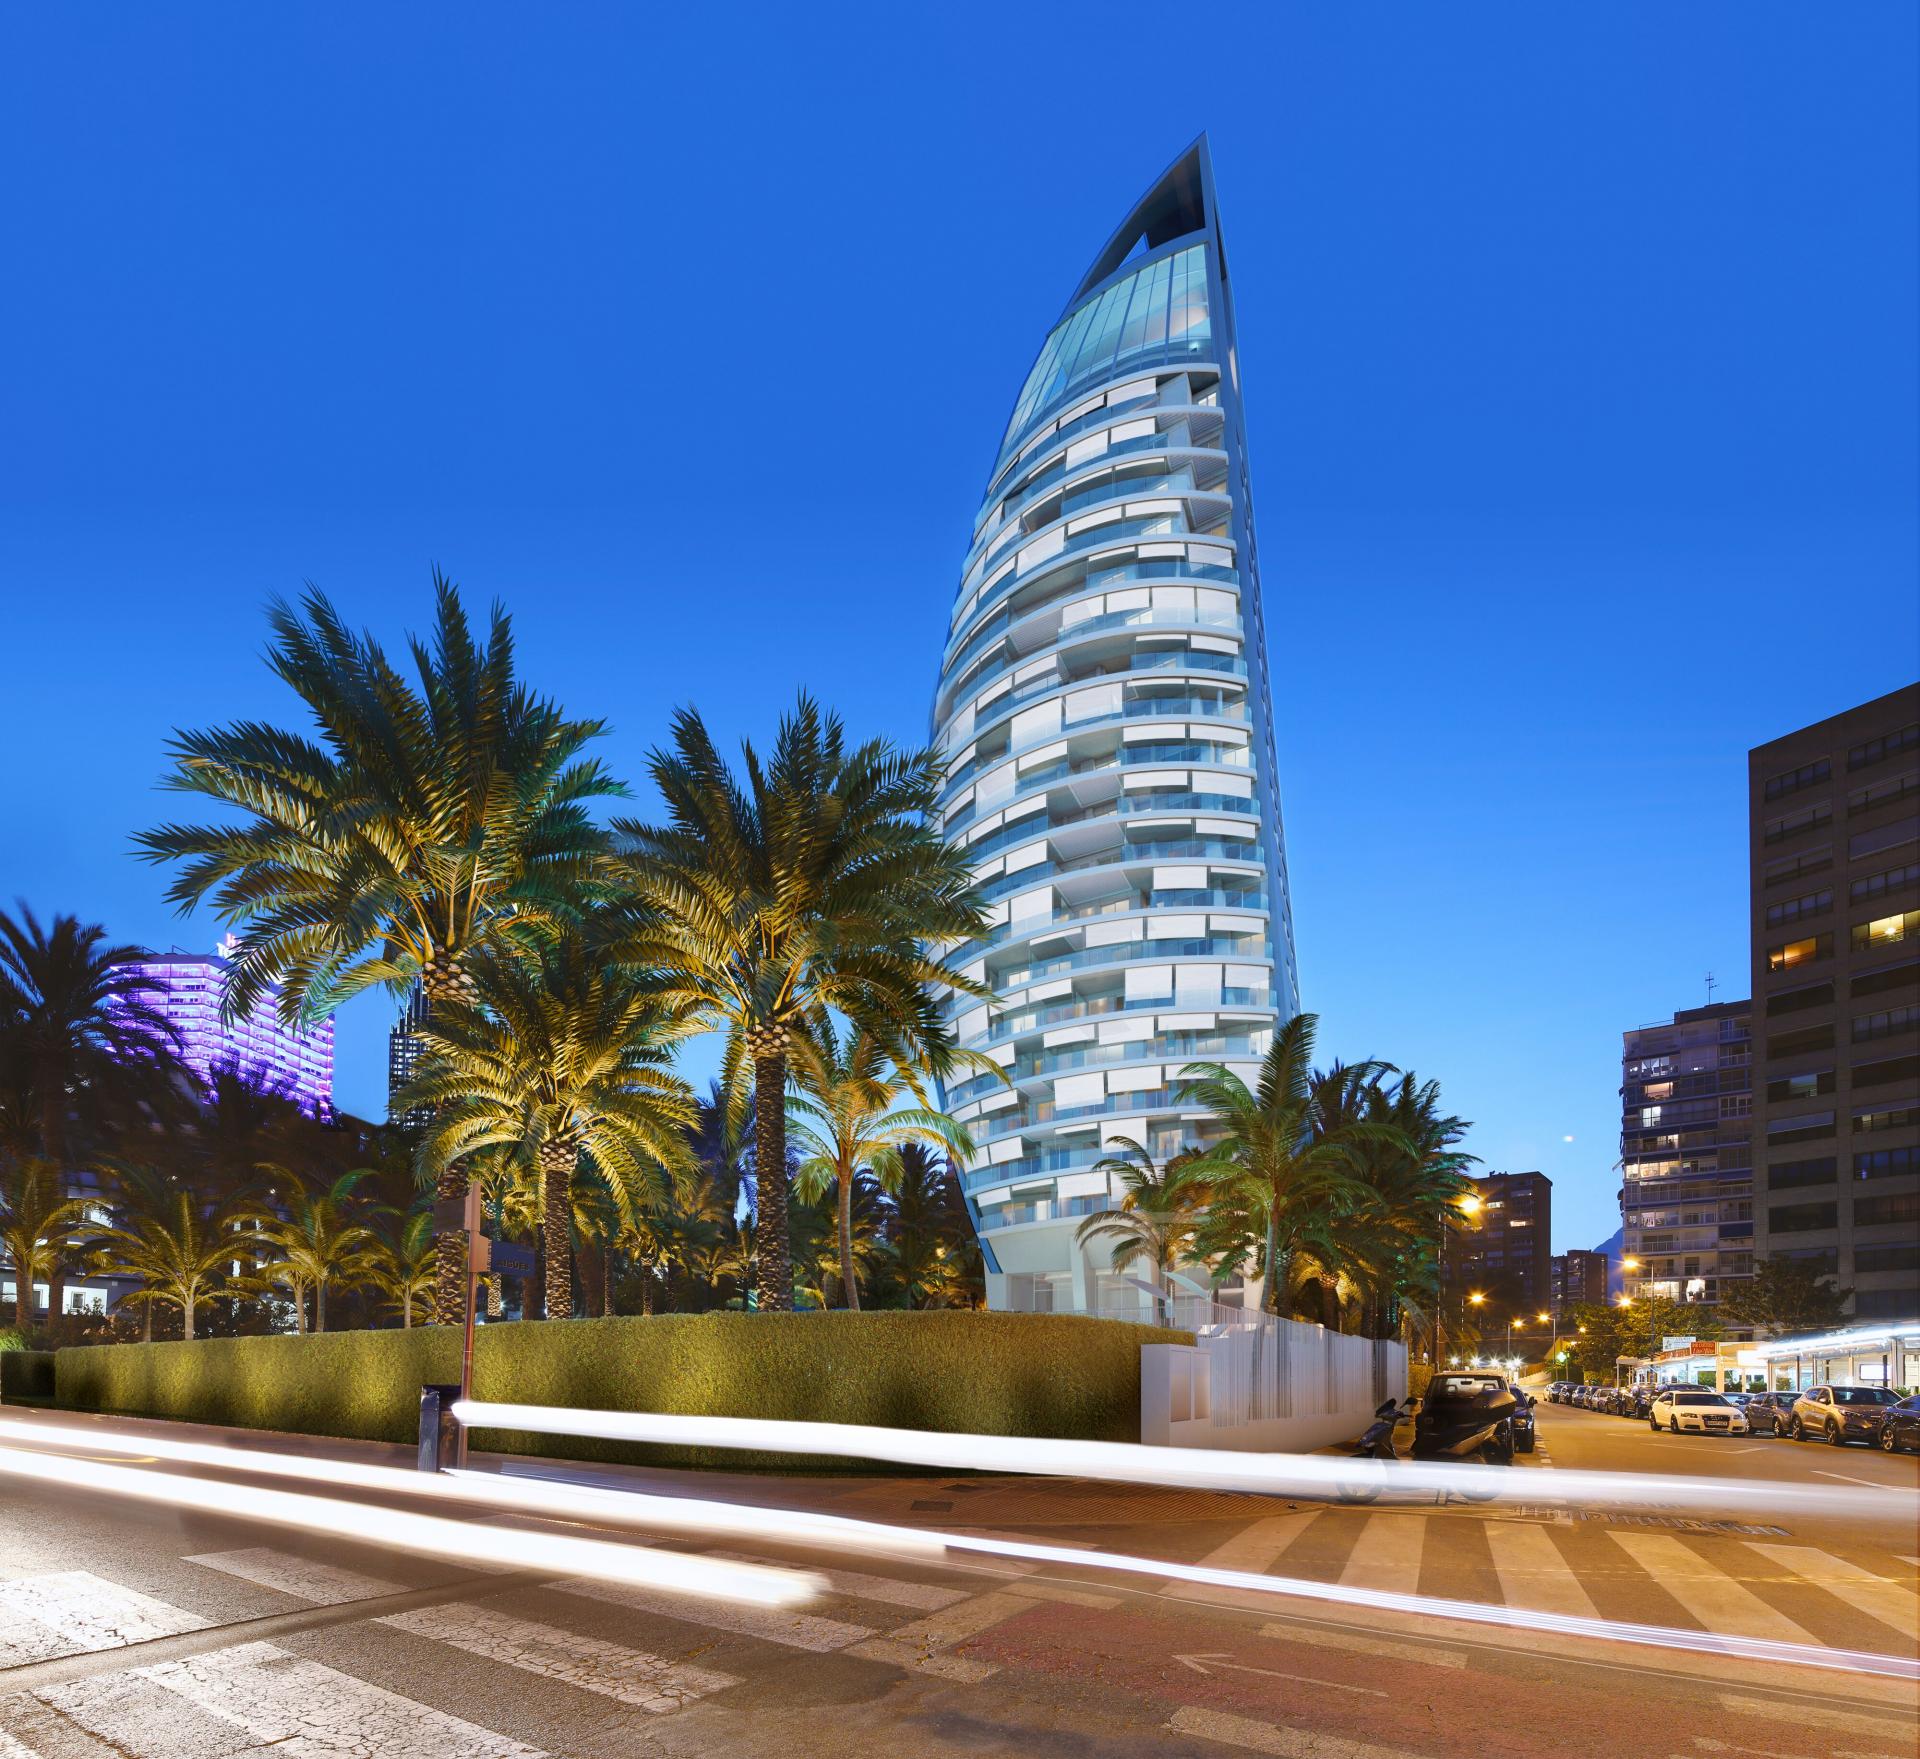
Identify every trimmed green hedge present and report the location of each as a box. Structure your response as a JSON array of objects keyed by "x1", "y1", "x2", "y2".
[
  {"x1": 1, "y1": 1348, "x2": 56, "y2": 1403},
  {"x1": 54, "y1": 1313, "x2": 1183, "y2": 1469}
]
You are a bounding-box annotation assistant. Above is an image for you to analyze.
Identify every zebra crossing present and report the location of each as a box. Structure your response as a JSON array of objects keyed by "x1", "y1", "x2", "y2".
[
  {"x1": 1171, "y1": 1505, "x2": 1920, "y2": 1656},
  {"x1": 0, "y1": 1514, "x2": 1912, "y2": 1757}
]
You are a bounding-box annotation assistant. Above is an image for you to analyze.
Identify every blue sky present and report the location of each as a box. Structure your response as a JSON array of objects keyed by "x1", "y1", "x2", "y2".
[{"x1": 2, "y1": 6, "x2": 1915, "y2": 1253}]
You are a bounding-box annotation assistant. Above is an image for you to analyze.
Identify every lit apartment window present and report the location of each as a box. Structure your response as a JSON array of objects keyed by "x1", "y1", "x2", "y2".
[
  {"x1": 1852, "y1": 910, "x2": 1918, "y2": 953},
  {"x1": 1766, "y1": 933, "x2": 1831, "y2": 971}
]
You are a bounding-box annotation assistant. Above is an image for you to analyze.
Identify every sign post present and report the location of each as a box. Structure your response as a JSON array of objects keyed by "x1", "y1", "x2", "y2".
[{"x1": 432, "y1": 1185, "x2": 486, "y2": 1468}]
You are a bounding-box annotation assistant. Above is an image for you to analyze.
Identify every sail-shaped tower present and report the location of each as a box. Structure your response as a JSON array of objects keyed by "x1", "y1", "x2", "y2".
[{"x1": 932, "y1": 137, "x2": 1300, "y2": 1314}]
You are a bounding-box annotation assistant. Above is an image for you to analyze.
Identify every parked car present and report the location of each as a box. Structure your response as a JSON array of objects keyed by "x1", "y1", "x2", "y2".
[
  {"x1": 1744, "y1": 1392, "x2": 1792, "y2": 1437},
  {"x1": 1547, "y1": 1381, "x2": 1569, "y2": 1404},
  {"x1": 1875, "y1": 1393, "x2": 1920, "y2": 1455},
  {"x1": 1648, "y1": 1388, "x2": 1749, "y2": 1434},
  {"x1": 1788, "y1": 1384, "x2": 1901, "y2": 1445},
  {"x1": 1629, "y1": 1385, "x2": 1654, "y2": 1419}
]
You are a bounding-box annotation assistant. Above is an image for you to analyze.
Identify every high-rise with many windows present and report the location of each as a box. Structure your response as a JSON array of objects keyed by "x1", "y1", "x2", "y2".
[
  {"x1": 1750, "y1": 685, "x2": 1920, "y2": 1320},
  {"x1": 1617, "y1": 1000, "x2": 1754, "y2": 1321},
  {"x1": 932, "y1": 139, "x2": 1298, "y2": 1314}
]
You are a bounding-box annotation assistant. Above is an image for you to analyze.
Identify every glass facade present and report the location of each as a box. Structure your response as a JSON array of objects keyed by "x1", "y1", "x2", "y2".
[
  {"x1": 931, "y1": 140, "x2": 1299, "y2": 1316},
  {"x1": 110, "y1": 935, "x2": 335, "y2": 1118}
]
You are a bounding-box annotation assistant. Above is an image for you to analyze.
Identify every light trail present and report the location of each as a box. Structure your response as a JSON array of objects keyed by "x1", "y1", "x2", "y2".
[
  {"x1": 0, "y1": 1438, "x2": 818, "y2": 1608},
  {"x1": 453, "y1": 1399, "x2": 1915, "y2": 1522},
  {"x1": 3, "y1": 1412, "x2": 1914, "y2": 1682}
]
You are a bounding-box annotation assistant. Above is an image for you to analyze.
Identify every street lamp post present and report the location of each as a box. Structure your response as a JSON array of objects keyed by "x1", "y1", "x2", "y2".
[{"x1": 1433, "y1": 1193, "x2": 1483, "y2": 1366}]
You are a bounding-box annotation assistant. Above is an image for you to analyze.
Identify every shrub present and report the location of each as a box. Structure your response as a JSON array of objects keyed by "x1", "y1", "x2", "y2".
[
  {"x1": 55, "y1": 1312, "x2": 1181, "y2": 1468},
  {"x1": 1, "y1": 1348, "x2": 55, "y2": 1403}
]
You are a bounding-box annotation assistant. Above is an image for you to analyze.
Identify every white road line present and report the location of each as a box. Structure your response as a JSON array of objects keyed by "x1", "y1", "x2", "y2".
[
  {"x1": 709, "y1": 1550, "x2": 970, "y2": 1610},
  {"x1": 188, "y1": 1547, "x2": 740, "y2": 1712},
  {"x1": 557, "y1": 1576, "x2": 875, "y2": 1652},
  {"x1": 1483, "y1": 1522, "x2": 1600, "y2": 1621},
  {"x1": 1606, "y1": 1534, "x2": 1819, "y2": 1645},
  {"x1": 1813, "y1": 1470, "x2": 1898, "y2": 1490},
  {"x1": 1335, "y1": 1514, "x2": 1427, "y2": 1597},
  {"x1": 0, "y1": 1570, "x2": 206, "y2": 1666},
  {"x1": 1168, "y1": 1512, "x2": 1320, "y2": 1603},
  {"x1": 1167, "y1": 1704, "x2": 1430, "y2": 1757},
  {"x1": 1716, "y1": 1695, "x2": 1920, "y2": 1740},
  {"x1": 0, "y1": 1731, "x2": 38, "y2": 1759},
  {"x1": 122, "y1": 1642, "x2": 545, "y2": 1757},
  {"x1": 1745, "y1": 1545, "x2": 1920, "y2": 1643},
  {"x1": 880, "y1": 1589, "x2": 1039, "y2": 1651},
  {"x1": 1257, "y1": 1622, "x2": 1467, "y2": 1670},
  {"x1": 187, "y1": 1546, "x2": 405, "y2": 1605},
  {"x1": 383, "y1": 1603, "x2": 739, "y2": 1713}
]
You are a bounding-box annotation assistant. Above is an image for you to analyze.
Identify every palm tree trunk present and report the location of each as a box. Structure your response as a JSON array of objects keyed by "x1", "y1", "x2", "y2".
[
  {"x1": 749, "y1": 1032, "x2": 792, "y2": 1312},
  {"x1": 182, "y1": 1293, "x2": 195, "y2": 1344},
  {"x1": 315, "y1": 1280, "x2": 327, "y2": 1334},
  {"x1": 432, "y1": 1161, "x2": 469, "y2": 1325},
  {"x1": 837, "y1": 1169, "x2": 860, "y2": 1311},
  {"x1": 540, "y1": 1145, "x2": 575, "y2": 1320},
  {"x1": 640, "y1": 1258, "x2": 655, "y2": 1316},
  {"x1": 142, "y1": 1300, "x2": 153, "y2": 1345},
  {"x1": 601, "y1": 1245, "x2": 614, "y2": 1318}
]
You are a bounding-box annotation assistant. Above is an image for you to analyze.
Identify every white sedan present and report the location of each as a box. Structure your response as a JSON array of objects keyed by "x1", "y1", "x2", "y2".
[{"x1": 1648, "y1": 1389, "x2": 1749, "y2": 1435}]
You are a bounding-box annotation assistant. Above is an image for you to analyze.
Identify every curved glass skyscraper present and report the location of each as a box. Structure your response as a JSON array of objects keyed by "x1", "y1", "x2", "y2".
[{"x1": 932, "y1": 138, "x2": 1299, "y2": 1315}]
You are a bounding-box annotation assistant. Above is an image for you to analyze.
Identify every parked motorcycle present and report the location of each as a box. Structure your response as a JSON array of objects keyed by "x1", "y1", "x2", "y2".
[{"x1": 1336, "y1": 1387, "x2": 1513, "y2": 1502}]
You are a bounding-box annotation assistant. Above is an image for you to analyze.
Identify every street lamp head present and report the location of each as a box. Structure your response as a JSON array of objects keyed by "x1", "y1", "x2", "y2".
[
  {"x1": 1536, "y1": 1312, "x2": 1550, "y2": 1324},
  {"x1": 1621, "y1": 1256, "x2": 1640, "y2": 1271},
  {"x1": 1468, "y1": 1291, "x2": 1486, "y2": 1306},
  {"x1": 1617, "y1": 1294, "x2": 1633, "y2": 1307},
  {"x1": 1456, "y1": 1194, "x2": 1483, "y2": 1216}
]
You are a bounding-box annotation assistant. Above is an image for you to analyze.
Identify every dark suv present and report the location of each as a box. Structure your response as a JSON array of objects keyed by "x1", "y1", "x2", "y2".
[{"x1": 1787, "y1": 1384, "x2": 1900, "y2": 1445}]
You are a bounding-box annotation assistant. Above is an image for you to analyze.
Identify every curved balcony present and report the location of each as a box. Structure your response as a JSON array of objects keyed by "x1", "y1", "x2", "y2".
[
  {"x1": 974, "y1": 417, "x2": 1228, "y2": 543},
  {"x1": 941, "y1": 692, "x2": 1250, "y2": 799}
]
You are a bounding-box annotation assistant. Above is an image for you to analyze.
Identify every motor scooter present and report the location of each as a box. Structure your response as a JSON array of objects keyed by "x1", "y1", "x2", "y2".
[{"x1": 1336, "y1": 1387, "x2": 1513, "y2": 1502}]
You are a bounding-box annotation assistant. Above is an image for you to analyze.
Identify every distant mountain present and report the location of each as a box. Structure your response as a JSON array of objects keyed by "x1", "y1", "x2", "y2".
[{"x1": 1591, "y1": 1226, "x2": 1625, "y2": 1296}]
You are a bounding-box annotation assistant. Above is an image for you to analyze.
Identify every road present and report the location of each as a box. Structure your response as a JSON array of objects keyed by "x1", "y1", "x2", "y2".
[{"x1": 0, "y1": 1402, "x2": 1913, "y2": 1759}]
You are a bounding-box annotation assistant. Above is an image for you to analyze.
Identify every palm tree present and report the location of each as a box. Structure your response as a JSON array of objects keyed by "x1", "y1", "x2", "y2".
[
  {"x1": 1178, "y1": 1014, "x2": 1379, "y2": 1317},
  {"x1": 0, "y1": 906, "x2": 180, "y2": 1164},
  {"x1": 90, "y1": 1168, "x2": 262, "y2": 1343},
  {"x1": 406, "y1": 933, "x2": 697, "y2": 1321},
  {"x1": 787, "y1": 1023, "x2": 978, "y2": 1310},
  {"x1": 879, "y1": 1143, "x2": 980, "y2": 1310},
  {"x1": 612, "y1": 695, "x2": 991, "y2": 1311},
  {"x1": 257, "y1": 1170, "x2": 384, "y2": 1333},
  {"x1": 1351, "y1": 1072, "x2": 1475, "y2": 1343},
  {"x1": 0, "y1": 1157, "x2": 95, "y2": 1332},
  {"x1": 134, "y1": 576, "x2": 623, "y2": 1320},
  {"x1": 368, "y1": 1207, "x2": 436, "y2": 1328},
  {"x1": 1073, "y1": 1136, "x2": 1199, "y2": 1322}
]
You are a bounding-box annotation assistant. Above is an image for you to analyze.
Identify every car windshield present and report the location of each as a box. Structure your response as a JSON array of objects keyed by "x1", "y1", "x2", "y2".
[
  {"x1": 1675, "y1": 1393, "x2": 1729, "y2": 1406},
  {"x1": 1435, "y1": 1376, "x2": 1506, "y2": 1396},
  {"x1": 1830, "y1": 1388, "x2": 1897, "y2": 1405}
]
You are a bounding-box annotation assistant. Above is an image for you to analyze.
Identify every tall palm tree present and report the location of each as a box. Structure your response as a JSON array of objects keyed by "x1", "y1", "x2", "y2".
[
  {"x1": 134, "y1": 577, "x2": 623, "y2": 1319},
  {"x1": 0, "y1": 1157, "x2": 95, "y2": 1332},
  {"x1": 256, "y1": 1169, "x2": 384, "y2": 1334},
  {"x1": 612, "y1": 696, "x2": 990, "y2": 1311},
  {"x1": 90, "y1": 1168, "x2": 262, "y2": 1343},
  {"x1": 1178, "y1": 1014, "x2": 1380, "y2": 1317},
  {"x1": 1354, "y1": 1073, "x2": 1476, "y2": 1345},
  {"x1": 406, "y1": 933, "x2": 697, "y2": 1321},
  {"x1": 0, "y1": 906, "x2": 180, "y2": 1165},
  {"x1": 787, "y1": 1023, "x2": 978, "y2": 1310},
  {"x1": 1073, "y1": 1136, "x2": 1199, "y2": 1322}
]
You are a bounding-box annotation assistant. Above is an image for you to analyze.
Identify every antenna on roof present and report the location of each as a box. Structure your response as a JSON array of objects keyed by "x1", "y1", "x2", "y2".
[{"x1": 1704, "y1": 971, "x2": 1717, "y2": 1005}]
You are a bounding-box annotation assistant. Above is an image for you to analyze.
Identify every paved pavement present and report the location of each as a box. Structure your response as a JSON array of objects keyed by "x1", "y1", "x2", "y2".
[{"x1": 0, "y1": 1402, "x2": 1913, "y2": 1758}]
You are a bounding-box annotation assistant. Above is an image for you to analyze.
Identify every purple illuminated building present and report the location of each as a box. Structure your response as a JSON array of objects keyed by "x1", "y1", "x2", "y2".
[{"x1": 111, "y1": 935, "x2": 335, "y2": 1118}]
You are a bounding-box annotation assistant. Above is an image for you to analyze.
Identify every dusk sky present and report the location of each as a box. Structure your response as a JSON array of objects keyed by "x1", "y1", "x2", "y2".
[{"x1": 2, "y1": 6, "x2": 1914, "y2": 1254}]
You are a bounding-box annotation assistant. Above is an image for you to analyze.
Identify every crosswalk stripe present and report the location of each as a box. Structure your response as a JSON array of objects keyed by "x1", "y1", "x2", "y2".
[
  {"x1": 1167, "y1": 1704, "x2": 1430, "y2": 1757},
  {"x1": 113, "y1": 1642, "x2": 545, "y2": 1757},
  {"x1": 1335, "y1": 1514, "x2": 1427, "y2": 1596},
  {"x1": 1605, "y1": 1533, "x2": 1819, "y2": 1645},
  {"x1": 0, "y1": 1570, "x2": 206, "y2": 1666},
  {"x1": 1483, "y1": 1522, "x2": 1600, "y2": 1620},
  {"x1": 186, "y1": 1545, "x2": 405, "y2": 1605},
  {"x1": 1716, "y1": 1695, "x2": 1919, "y2": 1740},
  {"x1": 556, "y1": 1576, "x2": 875, "y2": 1652},
  {"x1": 1744, "y1": 1546, "x2": 1920, "y2": 1643},
  {"x1": 187, "y1": 1547, "x2": 740, "y2": 1712},
  {"x1": 881, "y1": 1588, "x2": 1039, "y2": 1650},
  {"x1": 711, "y1": 1551, "x2": 968, "y2": 1611},
  {"x1": 383, "y1": 1603, "x2": 739, "y2": 1713},
  {"x1": 1167, "y1": 1512, "x2": 1321, "y2": 1603}
]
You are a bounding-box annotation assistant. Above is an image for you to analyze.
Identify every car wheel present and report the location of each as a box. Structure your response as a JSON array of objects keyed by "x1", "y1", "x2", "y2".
[
  {"x1": 1881, "y1": 1427, "x2": 1897, "y2": 1454},
  {"x1": 1788, "y1": 1418, "x2": 1803, "y2": 1440},
  {"x1": 1829, "y1": 1421, "x2": 1847, "y2": 1447},
  {"x1": 1648, "y1": 1415, "x2": 1658, "y2": 1430}
]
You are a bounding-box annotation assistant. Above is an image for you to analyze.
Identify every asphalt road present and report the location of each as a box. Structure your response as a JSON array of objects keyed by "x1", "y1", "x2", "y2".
[{"x1": 0, "y1": 1404, "x2": 1913, "y2": 1759}]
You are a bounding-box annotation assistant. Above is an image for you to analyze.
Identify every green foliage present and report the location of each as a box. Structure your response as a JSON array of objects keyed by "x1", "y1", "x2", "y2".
[
  {"x1": 0, "y1": 1349, "x2": 56, "y2": 1402},
  {"x1": 55, "y1": 1312, "x2": 1180, "y2": 1466},
  {"x1": 1716, "y1": 1256, "x2": 1853, "y2": 1336}
]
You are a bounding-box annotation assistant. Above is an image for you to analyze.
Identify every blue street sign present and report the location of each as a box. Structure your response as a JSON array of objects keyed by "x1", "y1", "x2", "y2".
[{"x1": 488, "y1": 1240, "x2": 537, "y2": 1278}]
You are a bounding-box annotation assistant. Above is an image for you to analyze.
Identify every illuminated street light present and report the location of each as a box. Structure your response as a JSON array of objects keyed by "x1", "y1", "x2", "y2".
[{"x1": 1468, "y1": 1291, "x2": 1486, "y2": 1307}]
